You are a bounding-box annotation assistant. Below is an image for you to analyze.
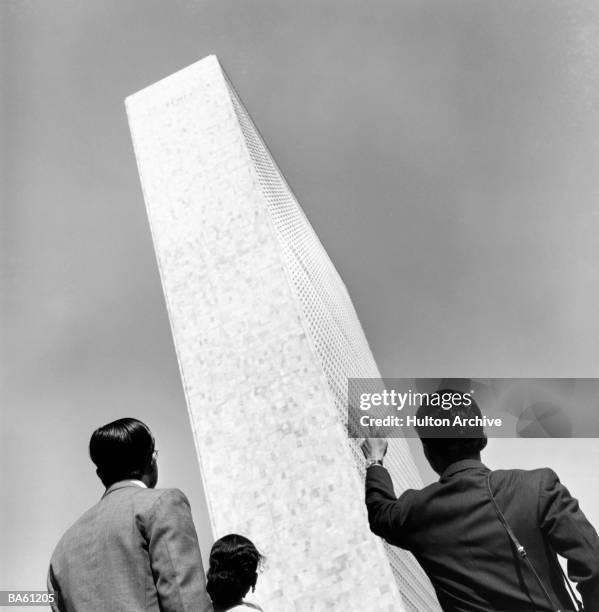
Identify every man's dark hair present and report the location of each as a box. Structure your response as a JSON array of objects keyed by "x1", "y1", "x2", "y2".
[
  {"x1": 415, "y1": 389, "x2": 487, "y2": 463},
  {"x1": 89, "y1": 418, "x2": 155, "y2": 487},
  {"x1": 206, "y1": 534, "x2": 264, "y2": 607}
]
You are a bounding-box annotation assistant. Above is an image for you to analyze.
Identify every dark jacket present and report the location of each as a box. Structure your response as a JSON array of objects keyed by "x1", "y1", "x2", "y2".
[{"x1": 366, "y1": 459, "x2": 599, "y2": 611}]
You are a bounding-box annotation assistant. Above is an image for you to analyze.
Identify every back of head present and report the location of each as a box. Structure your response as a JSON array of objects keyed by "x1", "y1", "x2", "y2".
[
  {"x1": 416, "y1": 389, "x2": 487, "y2": 468},
  {"x1": 89, "y1": 418, "x2": 155, "y2": 488},
  {"x1": 206, "y1": 534, "x2": 264, "y2": 607}
]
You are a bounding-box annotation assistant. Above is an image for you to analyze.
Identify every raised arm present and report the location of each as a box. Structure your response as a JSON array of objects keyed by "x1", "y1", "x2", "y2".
[{"x1": 361, "y1": 438, "x2": 415, "y2": 549}]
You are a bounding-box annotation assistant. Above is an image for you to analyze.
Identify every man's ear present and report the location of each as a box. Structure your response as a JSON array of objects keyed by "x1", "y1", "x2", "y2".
[{"x1": 479, "y1": 437, "x2": 488, "y2": 452}]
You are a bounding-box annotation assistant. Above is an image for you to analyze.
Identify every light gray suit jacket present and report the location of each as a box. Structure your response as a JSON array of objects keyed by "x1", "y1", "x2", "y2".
[{"x1": 47, "y1": 482, "x2": 213, "y2": 612}]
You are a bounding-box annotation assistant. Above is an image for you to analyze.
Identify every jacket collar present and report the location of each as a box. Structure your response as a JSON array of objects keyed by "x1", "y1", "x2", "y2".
[
  {"x1": 440, "y1": 459, "x2": 489, "y2": 480},
  {"x1": 101, "y1": 479, "x2": 147, "y2": 499}
]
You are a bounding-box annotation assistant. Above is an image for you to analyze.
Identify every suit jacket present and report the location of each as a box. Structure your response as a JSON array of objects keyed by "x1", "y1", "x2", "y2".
[
  {"x1": 47, "y1": 482, "x2": 213, "y2": 612},
  {"x1": 366, "y1": 460, "x2": 599, "y2": 612}
]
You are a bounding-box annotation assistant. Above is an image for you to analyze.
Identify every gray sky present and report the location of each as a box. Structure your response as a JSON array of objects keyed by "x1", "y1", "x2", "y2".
[{"x1": 2, "y1": 0, "x2": 599, "y2": 594}]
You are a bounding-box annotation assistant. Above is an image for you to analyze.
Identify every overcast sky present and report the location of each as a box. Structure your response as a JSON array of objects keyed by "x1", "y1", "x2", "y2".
[{"x1": 2, "y1": 0, "x2": 599, "y2": 594}]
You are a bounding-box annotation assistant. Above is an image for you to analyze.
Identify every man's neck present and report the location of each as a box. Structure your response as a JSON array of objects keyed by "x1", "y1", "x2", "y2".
[
  {"x1": 435, "y1": 454, "x2": 482, "y2": 476},
  {"x1": 107, "y1": 479, "x2": 147, "y2": 491}
]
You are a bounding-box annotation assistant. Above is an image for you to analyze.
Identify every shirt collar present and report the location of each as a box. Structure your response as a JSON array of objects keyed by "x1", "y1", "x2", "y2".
[
  {"x1": 102, "y1": 479, "x2": 147, "y2": 499},
  {"x1": 440, "y1": 459, "x2": 489, "y2": 480}
]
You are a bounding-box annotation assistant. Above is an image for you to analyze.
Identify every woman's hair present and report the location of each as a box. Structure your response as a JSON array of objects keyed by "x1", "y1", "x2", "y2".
[{"x1": 206, "y1": 534, "x2": 264, "y2": 607}]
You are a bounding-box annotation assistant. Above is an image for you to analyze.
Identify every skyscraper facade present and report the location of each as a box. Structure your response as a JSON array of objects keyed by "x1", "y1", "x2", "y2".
[{"x1": 126, "y1": 55, "x2": 439, "y2": 611}]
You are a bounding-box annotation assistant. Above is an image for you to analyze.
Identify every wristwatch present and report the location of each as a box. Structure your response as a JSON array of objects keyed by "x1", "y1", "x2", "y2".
[{"x1": 365, "y1": 458, "x2": 384, "y2": 469}]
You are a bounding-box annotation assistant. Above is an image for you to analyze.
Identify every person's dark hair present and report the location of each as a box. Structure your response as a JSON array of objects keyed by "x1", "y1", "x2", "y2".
[
  {"x1": 415, "y1": 389, "x2": 487, "y2": 463},
  {"x1": 89, "y1": 418, "x2": 155, "y2": 487},
  {"x1": 206, "y1": 534, "x2": 264, "y2": 607}
]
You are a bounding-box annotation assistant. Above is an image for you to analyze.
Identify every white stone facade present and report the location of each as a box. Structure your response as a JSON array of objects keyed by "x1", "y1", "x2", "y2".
[{"x1": 126, "y1": 55, "x2": 439, "y2": 611}]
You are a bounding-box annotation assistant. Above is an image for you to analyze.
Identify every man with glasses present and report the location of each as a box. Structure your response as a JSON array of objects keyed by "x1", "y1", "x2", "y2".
[{"x1": 47, "y1": 417, "x2": 213, "y2": 612}]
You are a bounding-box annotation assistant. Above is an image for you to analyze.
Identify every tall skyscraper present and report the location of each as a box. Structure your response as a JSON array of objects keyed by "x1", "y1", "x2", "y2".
[{"x1": 126, "y1": 55, "x2": 439, "y2": 611}]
